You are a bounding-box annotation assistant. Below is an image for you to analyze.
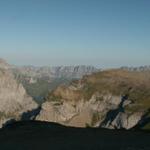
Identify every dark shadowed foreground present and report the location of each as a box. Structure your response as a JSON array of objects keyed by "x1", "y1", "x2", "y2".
[{"x1": 0, "y1": 121, "x2": 149, "y2": 150}]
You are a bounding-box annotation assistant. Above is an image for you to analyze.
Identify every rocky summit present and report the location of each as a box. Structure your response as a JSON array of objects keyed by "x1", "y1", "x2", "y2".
[{"x1": 0, "y1": 58, "x2": 11, "y2": 69}]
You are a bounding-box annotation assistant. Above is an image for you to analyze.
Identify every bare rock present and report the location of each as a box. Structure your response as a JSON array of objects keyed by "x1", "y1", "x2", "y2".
[{"x1": 0, "y1": 68, "x2": 38, "y2": 127}]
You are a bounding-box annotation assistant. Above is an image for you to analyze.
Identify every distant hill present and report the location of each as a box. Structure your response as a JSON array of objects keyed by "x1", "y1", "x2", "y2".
[{"x1": 121, "y1": 66, "x2": 150, "y2": 71}]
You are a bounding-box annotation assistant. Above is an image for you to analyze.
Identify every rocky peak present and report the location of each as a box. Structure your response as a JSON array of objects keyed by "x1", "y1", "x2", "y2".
[
  {"x1": 0, "y1": 65, "x2": 38, "y2": 127},
  {"x1": 0, "y1": 58, "x2": 11, "y2": 69}
]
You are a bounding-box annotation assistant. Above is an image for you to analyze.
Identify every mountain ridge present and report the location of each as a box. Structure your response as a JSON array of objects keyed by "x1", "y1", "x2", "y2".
[
  {"x1": 36, "y1": 69, "x2": 150, "y2": 129},
  {"x1": 0, "y1": 58, "x2": 150, "y2": 130}
]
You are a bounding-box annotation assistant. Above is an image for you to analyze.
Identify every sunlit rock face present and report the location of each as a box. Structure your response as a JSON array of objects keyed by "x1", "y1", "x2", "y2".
[
  {"x1": 0, "y1": 58, "x2": 11, "y2": 69},
  {"x1": 36, "y1": 69, "x2": 150, "y2": 129},
  {"x1": 0, "y1": 60, "x2": 38, "y2": 127},
  {"x1": 36, "y1": 92, "x2": 144, "y2": 129}
]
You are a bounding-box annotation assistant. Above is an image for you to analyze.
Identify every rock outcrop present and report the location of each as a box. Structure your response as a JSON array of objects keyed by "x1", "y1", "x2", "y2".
[
  {"x1": 0, "y1": 58, "x2": 11, "y2": 69},
  {"x1": 0, "y1": 61, "x2": 38, "y2": 127},
  {"x1": 36, "y1": 70, "x2": 150, "y2": 129}
]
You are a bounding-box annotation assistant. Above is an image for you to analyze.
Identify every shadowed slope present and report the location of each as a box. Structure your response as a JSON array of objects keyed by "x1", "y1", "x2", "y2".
[{"x1": 0, "y1": 121, "x2": 149, "y2": 150}]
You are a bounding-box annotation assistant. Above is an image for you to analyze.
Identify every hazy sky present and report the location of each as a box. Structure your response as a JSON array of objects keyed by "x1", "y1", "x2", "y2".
[{"x1": 0, "y1": 0, "x2": 150, "y2": 67}]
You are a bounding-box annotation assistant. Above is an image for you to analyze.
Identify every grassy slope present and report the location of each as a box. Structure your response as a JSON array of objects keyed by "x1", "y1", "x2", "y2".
[
  {"x1": 49, "y1": 69, "x2": 150, "y2": 107},
  {"x1": 47, "y1": 69, "x2": 150, "y2": 128}
]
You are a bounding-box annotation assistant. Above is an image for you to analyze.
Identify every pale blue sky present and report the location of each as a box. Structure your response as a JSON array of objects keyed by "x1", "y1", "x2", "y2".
[{"x1": 0, "y1": 0, "x2": 150, "y2": 67}]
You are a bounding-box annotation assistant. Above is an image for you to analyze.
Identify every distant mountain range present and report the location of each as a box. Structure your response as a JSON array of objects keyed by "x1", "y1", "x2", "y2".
[
  {"x1": 0, "y1": 58, "x2": 150, "y2": 131},
  {"x1": 12, "y1": 65, "x2": 99, "y2": 79},
  {"x1": 0, "y1": 58, "x2": 99, "y2": 103},
  {"x1": 121, "y1": 66, "x2": 150, "y2": 71},
  {"x1": 11, "y1": 64, "x2": 150, "y2": 103},
  {"x1": 11, "y1": 64, "x2": 99, "y2": 103}
]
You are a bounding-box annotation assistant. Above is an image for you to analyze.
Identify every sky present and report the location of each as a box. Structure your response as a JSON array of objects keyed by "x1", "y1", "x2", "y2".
[{"x1": 0, "y1": 0, "x2": 150, "y2": 68}]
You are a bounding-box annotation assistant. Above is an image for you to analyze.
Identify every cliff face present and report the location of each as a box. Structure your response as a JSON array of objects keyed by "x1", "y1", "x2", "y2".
[
  {"x1": 36, "y1": 92, "x2": 143, "y2": 129},
  {"x1": 0, "y1": 64, "x2": 38, "y2": 127},
  {"x1": 11, "y1": 65, "x2": 98, "y2": 103},
  {"x1": 36, "y1": 70, "x2": 150, "y2": 129}
]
